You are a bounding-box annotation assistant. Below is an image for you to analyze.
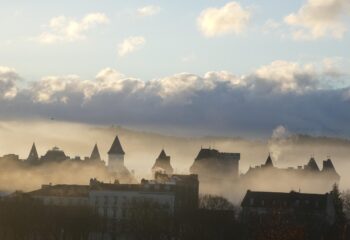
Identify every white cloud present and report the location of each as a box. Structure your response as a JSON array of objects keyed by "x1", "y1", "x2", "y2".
[
  {"x1": 0, "y1": 66, "x2": 20, "y2": 100},
  {"x1": 117, "y1": 36, "x2": 146, "y2": 56},
  {"x1": 197, "y1": 1, "x2": 251, "y2": 37},
  {"x1": 37, "y1": 12, "x2": 109, "y2": 44},
  {"x1": 284, "y1": 0, "x2": 350, "y2": 40},
  {"x1": 137, "y1": 5, "x2": 161, "y2": 16}
]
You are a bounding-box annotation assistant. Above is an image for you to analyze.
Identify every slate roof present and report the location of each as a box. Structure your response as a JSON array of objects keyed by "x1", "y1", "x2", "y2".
[
  {"x1": 264, "y1": 154, "x2": 273, "y2": 167},
  {"x1": 90, "y1": 144, "x2": 101, "y2": 161},
  {"x1": 305, "y1": 157, "x2": 320, "y2": 171},
  {"x1": 195, "y1": 148, "x2": 240, "y2": 161},
  {"x1": 108, "y1": 135, "x2": 125, "y2": 155},
  {"x1": 29, "y1": 185, "x2": 90, "y2": 197},
  {"x1": 241, "y1": 190, "x2": 328, "y2": 210},
  {"x1": 27, "y1": 143, "x2": 39, "y2": 162}
]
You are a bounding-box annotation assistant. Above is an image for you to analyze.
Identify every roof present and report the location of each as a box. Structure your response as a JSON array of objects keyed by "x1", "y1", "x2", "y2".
[
  {"x1": 42, "y1": 147, "x2": 68, "y2": 162},
  {"x1": 27, "y1": 143, "x2": 39, "y2": 162},
  {"x1": 241, "y1": 190, "x2": 328, "y2": 210},
  {"x1": 305, "y1": 157, "x2": 320, "y2": 171},
  {"x1": 264, "y1": 154, "x2": 273, "y2": 167},
  {"x1": 90, "y1": 144, "x2": 101, "y2": 161},
  {"x1": 195, "y1": 148, "x2": 240, "y2": 161},
  {"x1": 152, "y1": 149, "x2": 173, "y2": 172},
  {"x1": 157, "y1": 149, "x2": 167, "y2": 159},
  {"x1": 108, "y1": 135, "x2": 125, "y2": 155},
  {"x1": 29, "y1": 185, "x2": 90, "y2": 197}
]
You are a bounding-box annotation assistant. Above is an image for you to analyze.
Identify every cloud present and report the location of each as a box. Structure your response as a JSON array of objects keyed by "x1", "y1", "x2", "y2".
[
  {"x1": 0, "y1": 66, "x2": 20, "y2": 100},
  {"x1": 0, "y1": 60, "x2": 349, "y2": 137},
  {"x1": 117, "y1": 36, "x2": 146, "y2": 56},
  {"x1": 197, "y1": 1, "x2": 251, "y2": 37},
  {"x1": 37, "y1": 12, "x2": 109, "y2": 44},
  {"x1": 137, "y1": 5, "x2": 161, "y2": 16},
  {"x1": 284, "y1": 0, "x2": 350, "y2": 40}
]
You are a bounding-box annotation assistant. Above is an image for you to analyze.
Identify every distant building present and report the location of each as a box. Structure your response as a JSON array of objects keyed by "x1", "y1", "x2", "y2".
[
  {"x1": 190, "y1": 148, "x2": 240, "y2": 182},
  {"x1": 40, "y1": 146, "x2": 69, "y2": 162},
  {"x1": 151, "y1": 149, "x2": 173, "y2": 175},
  {"x1": 27, "y1": 174, "x2": 199, "y2": 220},
  {"x1": 242, "y1": 154, "x2": 340, "y2": 192},
  {"x1": 241, "y1": 190, "x2": 336, "y2": 225}
]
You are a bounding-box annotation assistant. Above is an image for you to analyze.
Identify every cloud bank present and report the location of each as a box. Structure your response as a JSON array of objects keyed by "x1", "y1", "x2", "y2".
[{"x1": 0, "y1": 60, "x2": 349, "y2": 137}]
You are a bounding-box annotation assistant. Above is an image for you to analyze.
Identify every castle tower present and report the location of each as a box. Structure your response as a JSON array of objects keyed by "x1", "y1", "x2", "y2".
[
  {"x1": 152, "y1": 149, "x2": 173, "y2": 175},
  {"x1": 89, "y1": 144, "x2": 101, "y2": 161},
  {"x1": 27, "y1": 143, "x2": 39, "y2": 163},
  {"x1": 305, "y1": 157, "x2": 320, "y2": 171},
  {"x1": 107, "y1": 135, "x2": 125, "y2": 172},
  {"x1": 264, "y1": 154, "x2": 274, "y2": 168}
]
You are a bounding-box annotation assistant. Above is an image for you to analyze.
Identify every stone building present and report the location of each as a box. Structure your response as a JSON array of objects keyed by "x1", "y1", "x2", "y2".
[
  {"x1": 28, "y1": 174, "x2": 199, "y2": 220},
  {"x1": 241, "y1": 190, "x2": 336, "y2": 225}
]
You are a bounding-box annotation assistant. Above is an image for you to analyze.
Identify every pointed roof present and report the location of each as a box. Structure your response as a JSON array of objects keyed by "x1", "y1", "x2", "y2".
[
  {"x1": 306, "y1": 157, "x2": 319, "y2": 171},
  {"x1": 157, "y1": 149, "x2": 167, "y2": 160},
  {"x1": 27, "y1": 142, "x2": 39, "y2": 162},
  {"x1": 90, "y1": 144, "x2": 101, "y2": 161},
  {"x1": 108, "y1": 135, "x2": 125, "y2": 155},
  {"x1": 264, "y1": 154, "x2": 273, "y2": 167},
  {"x1": 152, "y1": 149, "x2": 173, "y2": 174}
]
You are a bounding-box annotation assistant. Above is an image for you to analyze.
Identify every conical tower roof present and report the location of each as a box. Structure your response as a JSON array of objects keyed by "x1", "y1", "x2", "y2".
[
  {"x1": 152, "y1": 149, "x2": 173, "y2": 174},
  {"x1": 108, "y1": 135, "x2": 125, "y2": 155},
  {"x1": 306, "y1": 157, "x2": 319, "y2": 171},
  {"x1": 90, "y1": 144, "x2": 101, "y2": 161},
  {"x1": 264, "y1": 154, "x2": 273, "y2": 167},
  {"x1": 157, "y1": 149, "x2": 167, "y2": 160},
  {"x1": 27, "y1": 143, "x2": 39, "y2": 162}
]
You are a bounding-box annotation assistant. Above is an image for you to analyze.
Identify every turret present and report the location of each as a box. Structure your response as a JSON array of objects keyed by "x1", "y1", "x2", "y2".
[
  {"x1": 305, "y1": 157, "x2": 320, "y2": 171},
  {"x1": 107, "y1": 135, "x2": 125, "y2": 172},
  {"x1": 264, "y1": 154, "x2": 274, "y2": 168},
  {"x1": 89, "y1": 144, "x2": 101, "y2": 161},
  {"x1": 152, "y1": 149, "x2": 173, "y2": 175},
  {"x1": 27, "y1": 143, "x2": 39, "y2": 163},
  {"x1": 322, "y1": 158, "x2": 340, "y2": 178}
]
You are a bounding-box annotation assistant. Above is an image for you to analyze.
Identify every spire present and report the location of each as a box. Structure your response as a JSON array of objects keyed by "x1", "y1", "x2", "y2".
[
  {"x1": 90, "y1": 144, "x2": 101, "y2": 161},
  {"x1": 108, "y1": 135, "x2": 125, "y2": 155},
  {"x1": 27, "y1": 143, "x2": 39, "y2": 162},
  {"x1": 264, "y1": 154, "x2": 273, "y2": 167}
]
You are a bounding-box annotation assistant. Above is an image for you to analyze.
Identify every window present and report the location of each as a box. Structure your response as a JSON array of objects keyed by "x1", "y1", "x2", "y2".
[
  {"x1": 113, "y1": 208, "x2": 117, "y2": 218},
  {"x1": 114, "y1": 196, "x2": 118, "y2": 205},
  {"x1": 249, "y1": 198, "x2": 254, "y2": 205},
  {"x1": 104, "y1": 207, "x2": 108, "y2": 217}
]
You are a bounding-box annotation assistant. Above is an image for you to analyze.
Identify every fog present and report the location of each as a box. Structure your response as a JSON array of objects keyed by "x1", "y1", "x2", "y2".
[{"x1": 0, "y1": 120, "x2": 349, "y2": 202}]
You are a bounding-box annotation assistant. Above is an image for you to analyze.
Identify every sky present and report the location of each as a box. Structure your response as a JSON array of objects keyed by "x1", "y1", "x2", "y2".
[{"x1": 0, "y1": 0, "x2": 350, "y2": 138}]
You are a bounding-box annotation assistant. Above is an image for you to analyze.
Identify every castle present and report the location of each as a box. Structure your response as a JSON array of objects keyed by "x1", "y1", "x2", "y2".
[{"x1": 0, "y1": 136, "x2": 341, "y2": 193}]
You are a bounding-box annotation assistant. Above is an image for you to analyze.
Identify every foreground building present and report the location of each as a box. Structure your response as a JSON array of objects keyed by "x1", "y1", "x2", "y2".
[
  {"x1": 241, "y1": 190, "x2": 336, "y2": 225},
  {"x1": 28, "y1": 174, "x2": 199, "y2": 219}
]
